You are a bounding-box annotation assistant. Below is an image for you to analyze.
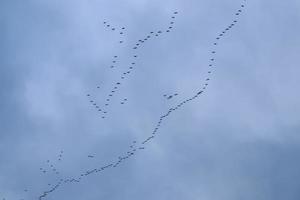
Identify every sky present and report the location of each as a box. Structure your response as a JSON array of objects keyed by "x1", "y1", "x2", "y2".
[{"x1": 1, "y1": 0, "x2": 300, "y2": 199}]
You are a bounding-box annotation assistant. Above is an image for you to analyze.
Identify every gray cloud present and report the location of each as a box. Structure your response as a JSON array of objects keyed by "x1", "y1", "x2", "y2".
[{"x1": 1, "y1": 0, "x2": 300, "y2": 199}]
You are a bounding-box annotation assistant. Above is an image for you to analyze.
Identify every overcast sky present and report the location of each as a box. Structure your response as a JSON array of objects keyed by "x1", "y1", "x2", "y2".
[{"x1": 1, "y1": 0, "x2": 300, "y2": 199}]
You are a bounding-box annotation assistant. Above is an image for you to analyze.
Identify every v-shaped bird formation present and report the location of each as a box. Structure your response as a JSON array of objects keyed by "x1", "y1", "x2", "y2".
[{"x1": 2, "y1": 1, "x2": 247, "y2": 200}]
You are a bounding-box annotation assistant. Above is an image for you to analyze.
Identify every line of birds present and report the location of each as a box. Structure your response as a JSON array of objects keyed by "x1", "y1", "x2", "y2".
[
  {"x1": 86, "y1": 11, "x2": 179, "y2": 119},
  {"x1": 3, "y1": 2, "x2": 247, "y2": 200}
]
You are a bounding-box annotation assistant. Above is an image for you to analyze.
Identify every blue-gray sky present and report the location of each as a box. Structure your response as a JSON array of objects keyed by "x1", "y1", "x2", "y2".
[{"x1": 1, "y1": 0, "x2": 300, "y2": 199}]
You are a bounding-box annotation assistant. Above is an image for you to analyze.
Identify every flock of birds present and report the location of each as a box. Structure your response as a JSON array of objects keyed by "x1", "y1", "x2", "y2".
[
  {"x1": 86, "y1": 11, "x2": 180, "y2": 119},
  {"x1": 1, "y1": 1, "x2": 247, "y2": 200}
]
